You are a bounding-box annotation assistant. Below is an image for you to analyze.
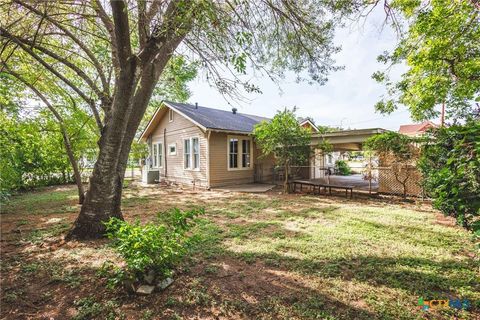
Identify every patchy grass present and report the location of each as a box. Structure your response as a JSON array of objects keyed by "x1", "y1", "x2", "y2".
[{"x1": 1, "y1": 183, "x2": 478, "y2": 320}]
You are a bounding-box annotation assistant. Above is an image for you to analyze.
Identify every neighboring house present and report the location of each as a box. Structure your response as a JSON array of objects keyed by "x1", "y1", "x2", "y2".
[
  {"x1": 398, "y1": 121, "x2": 438, "y2": 137},
  {"x1": 139, "y1": 101, "x2": 275, "y2": 188},
  {"x1": 298, "y1": 117, "x2": 319, "y2": 132}
]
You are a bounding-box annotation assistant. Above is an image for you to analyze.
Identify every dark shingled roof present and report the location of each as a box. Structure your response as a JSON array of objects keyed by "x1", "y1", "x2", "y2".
[{"x1": 164, "y1": 101, "x2": 269, "y2": 133}]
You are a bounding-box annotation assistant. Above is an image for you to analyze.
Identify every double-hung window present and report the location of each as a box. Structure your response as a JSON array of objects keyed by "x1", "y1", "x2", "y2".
[
  {"x1": 152, "y1": 144, "x2": 158, "y2": 168},
  {"x1": 192, "y1": 138, "x2": 200, "y2": 169},
  {"x1": 184, "y1": 137, "x2": 200, "y2": 170},
  {"x1": 152, "y1": 143, "x2": 162, "y2": 168},
  {"x1": 228, "y1": 136, "x2": 252, "y2": 170},
  {"x1": 158, "y1": 142, "x2": 163, "y2": 168},
  {"x1": 229, "y1": 138, "x2": 238, "y2": 169},
  {"x1": 184, "y1": 139, "x2": 191, "y2": 169},
  {"x1": 242, "y1": 139, "x2": 251, "y2": 168}
]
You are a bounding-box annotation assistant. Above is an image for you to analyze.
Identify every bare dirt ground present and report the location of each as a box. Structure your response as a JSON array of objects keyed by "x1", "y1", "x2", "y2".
[{"x1": 1, "y1": 182, "x2": 478, "y2": 320}]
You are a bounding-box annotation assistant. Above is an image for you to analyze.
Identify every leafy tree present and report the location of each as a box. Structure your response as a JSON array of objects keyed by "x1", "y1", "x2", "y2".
[
  {"x1": 254, "y1": 108, "x2": 311, "y2": 193},
  {"x1": 0, "y1": 0, "x2": 357, "y2": 239},
  {"x1": 335, "y1": 160, "x2": 351, "y2": 176},
  {"x1": 373, "y1": 0, "x2": 480, "y2": 121},
  {"x1": 0, "y1": 109, "x2": 90, "y2": 197},
  {"x1": 364, "y1": 131, "x2": 419, "y2": 198},
  {"x1": 418, "y1": 121, "x2": 480, "y2": 231}
]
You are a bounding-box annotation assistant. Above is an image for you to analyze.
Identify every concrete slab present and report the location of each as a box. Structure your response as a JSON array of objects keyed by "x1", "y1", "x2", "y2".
[{"x1": 214, "y1": 183, "x2": 276, "y2": 193}]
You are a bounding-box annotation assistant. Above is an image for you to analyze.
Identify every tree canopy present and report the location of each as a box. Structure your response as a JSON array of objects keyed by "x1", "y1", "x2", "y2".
[
  {"x1": 254, "y1": 108, "x2": 311, "y2": 193},
  {"x1": 418, "y1": 121, "x2": 480, "y2": 231},
  {"x1": 373, "y1": 0, "x2": 480, "y2": 121},
  {"x1": 1, "y1": 0, "x2": 361, "y2": 239}
]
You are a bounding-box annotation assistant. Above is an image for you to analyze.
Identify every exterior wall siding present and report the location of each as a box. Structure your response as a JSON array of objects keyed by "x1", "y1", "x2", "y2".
[
  {"x1": 209, "y1": 132, "x2": 256, "y2": 187},
  {"x1": 149, "y1": 109, "x2": 208, "y2": 187},
  {"x1": 147, "y1": 108, "x2": 277, "y2": 188}
]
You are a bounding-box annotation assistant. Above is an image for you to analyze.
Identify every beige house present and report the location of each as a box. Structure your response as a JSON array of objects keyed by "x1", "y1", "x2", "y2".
[{"x1": 139, "y1": 101, "x2": 275, "y2": 188}]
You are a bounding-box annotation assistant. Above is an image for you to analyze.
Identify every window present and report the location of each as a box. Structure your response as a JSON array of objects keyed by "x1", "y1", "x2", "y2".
[
  {"x1": 242, "y1": 139, "x2": 251, "y2": 168},
  {"x1": 169, "y1": 109, "x2": 174, "y2": 122},
  {"x1": 192, "y1": 138, "x2": 200, "y2": 169},
  {"x1": 184, "y1": 139, "x2": 191, "y2": 169},
  {"x1": 229, "y1": 138, "x2": 238, "y2": 168},
  {"x1": 184, "y1": 138, "x2": 200, "y2": 170},
  {"x1": 228, "y1": 136, "x2": 252, "y2": 170},
  {"x1": 152, "y1": 143, "x2": 162, "y2": 168},
  {"x1": 158, "y1": 142, "x2": 163, "y2": 168},
  {"x1": 152, "y1": 144, "x2": 158, "y2": 168},
  {"x1": 168, "y1": 143, "x2": 177, "y2": 155}
]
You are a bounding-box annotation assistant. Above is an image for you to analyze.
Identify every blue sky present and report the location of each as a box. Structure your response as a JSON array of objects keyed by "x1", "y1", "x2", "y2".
[{"x1": 188, "y1": 8, "x2": 440, "y2": 131}]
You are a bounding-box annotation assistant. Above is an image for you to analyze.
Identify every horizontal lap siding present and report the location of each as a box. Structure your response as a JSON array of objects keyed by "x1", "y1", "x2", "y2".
[
  {"x1": 209, "y1": 132, "x2": 255, "y2": 187},
  {"x1": 150, "y1": 110, "x2": 208, "y2": 187}
]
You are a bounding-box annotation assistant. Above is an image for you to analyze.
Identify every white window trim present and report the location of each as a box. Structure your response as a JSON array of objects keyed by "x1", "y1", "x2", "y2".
[
  {"x1": 158, "y1": 142, "x2": 163, "y2": 168},
  {"x1": 152, "y1": 142, "x2": 163, "y2": 168},
  {"x1": 183, "y1": 137, "x2": 200, "y2": 171},
  {"x1": 152, "y1": 143, "x2": 158, "y2": 168},
  {"x1": 169, "y1": 109, "x2": 174, "y2": 122},
  {"x1": 227, "y1": 135, "x2": 253, "y2": 171},
  {"x1": 168, "y1": 143, "x2": 177, "y2": 156}
]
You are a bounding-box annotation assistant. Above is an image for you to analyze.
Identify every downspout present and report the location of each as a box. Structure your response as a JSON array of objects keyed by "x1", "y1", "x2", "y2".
[{"x1": 164, "y1": 128, "x2": 167, "y2": 179}]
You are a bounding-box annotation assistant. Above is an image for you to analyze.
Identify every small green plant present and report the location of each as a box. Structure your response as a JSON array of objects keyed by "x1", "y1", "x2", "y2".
[
  {"x1": 73, "y1": 297, "x2": 103, "y2": 320},
  {"x1": 334, "y1": 160, "x2": 351, "y2": 175},
  {"x1": 104, "y1": 208, "x2": 203, "y2": 287}
]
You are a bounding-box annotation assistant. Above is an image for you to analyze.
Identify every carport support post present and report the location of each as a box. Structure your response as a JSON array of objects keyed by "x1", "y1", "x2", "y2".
[{"x1": 368, "y1": 154, "x2": 372, "y2": 195}]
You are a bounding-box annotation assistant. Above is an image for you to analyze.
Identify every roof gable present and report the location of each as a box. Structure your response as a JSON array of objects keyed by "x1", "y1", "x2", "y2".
[{"x1": 299, "y1": 118, "x2": 319, "y2": 132}]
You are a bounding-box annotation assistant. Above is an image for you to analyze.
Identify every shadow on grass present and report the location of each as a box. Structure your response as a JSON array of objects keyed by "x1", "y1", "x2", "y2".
[{"x1": 190, "y1": 218, "x2": 478, "y2": 313}]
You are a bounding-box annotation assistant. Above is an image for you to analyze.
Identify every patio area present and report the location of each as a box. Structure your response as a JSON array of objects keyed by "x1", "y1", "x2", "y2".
[{"x1": 213, "y1": 183, "x2": 276, "y2": 193}]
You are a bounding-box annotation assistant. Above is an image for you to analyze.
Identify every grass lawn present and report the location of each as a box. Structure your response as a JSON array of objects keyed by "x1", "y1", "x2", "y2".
[{"x1": 1, "y1": 183, "x2": 478, "y2": 319}]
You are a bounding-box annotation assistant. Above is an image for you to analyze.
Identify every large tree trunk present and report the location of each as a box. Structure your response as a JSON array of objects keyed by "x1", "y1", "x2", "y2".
[
  {"x1": 66, "y1": 123, "x2": 133, "y2": 239},
  {"x1": 66, "y1": 52, "x2": 177, "y2": 240}
]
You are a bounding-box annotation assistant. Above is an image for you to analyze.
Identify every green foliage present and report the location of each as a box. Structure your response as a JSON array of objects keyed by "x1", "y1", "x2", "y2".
[
  {"x1": 254, "y1": 108, "x2": 311, "y2": 192},
  {"x1": 374, "y1": 0, "x2": 480, "y2": 121},
  {"x1": 364, "y1": 131, "x2": 415, "y2": 160},
  {"x1": 73, "y1": 297, "x2": 122, "y2": 320},
  {"x1": 104, "y1": 208, "x2": 203, "y2": 283},
  {"x1": 334, "y1": 160, "x2": 351, "y2": 176},
  {"x1": 418, "y1": 121, "x2": 480, "y2": 231},
  {"x1": 364, "y1": 131, "x2": 419, "y2": 197},
  {"x1": 0, "y1": 110, "x2": 82, "y2": 195}
]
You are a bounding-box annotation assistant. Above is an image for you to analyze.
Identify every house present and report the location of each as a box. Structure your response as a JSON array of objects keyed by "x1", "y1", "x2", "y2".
[
  {"x1": 298, "y1": 117, "x2": 319, "y2": 132},
  {"x1": 139, "y1": 101, "x2": 275, "y2": 188},
  {"x1": 140, "y1": 101, "x2": 395, "y2": 193},
  {"x1": 398, "y1": 121, "x2": 438, "y2": 137}
]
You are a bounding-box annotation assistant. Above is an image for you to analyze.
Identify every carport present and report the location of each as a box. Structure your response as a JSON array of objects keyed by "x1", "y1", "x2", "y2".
[{"x1": 301, "y1": 128, "x2": 386, "y2": 194}]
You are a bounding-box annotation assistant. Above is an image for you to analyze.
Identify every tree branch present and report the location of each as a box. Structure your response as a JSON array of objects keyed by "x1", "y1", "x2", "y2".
[
  {"x1": 0, "y1": 33, "x2": 103, "y2": 130},
  {"x1": 14, "y1": 0, "x2": 109, "y2": 95},
  {"x1": 0, "y1": 26, "x2": 106, "y2": 103},
  {"x1": 91, "y1": 0, "x2": 119, "y2": 75},
  {"x1": 110, "y1": 0, "x2": 132, "y2": 67}
]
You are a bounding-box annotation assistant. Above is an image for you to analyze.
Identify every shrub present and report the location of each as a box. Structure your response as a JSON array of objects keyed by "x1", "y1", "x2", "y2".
[
  {"x1": 104, "y1": 207, "x2": 203, "y2": 286},
  {"x1": 334, "y1": 160, "x2": 351, "y2": 176},
  {"x1": 418, "y1": 121, "x2": 479, "y2": 231}
]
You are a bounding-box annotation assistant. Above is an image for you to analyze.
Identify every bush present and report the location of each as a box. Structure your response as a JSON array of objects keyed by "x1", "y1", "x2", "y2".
[
  {"x1": 418, "y1": 121, "x2": 480, "y2": 232},
  {"x1": 104, "y1": 208, "x2": 203, "y2": 287},
  {"x1": 334, "y1": 160, "x2": 351, "y2": 175}
]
